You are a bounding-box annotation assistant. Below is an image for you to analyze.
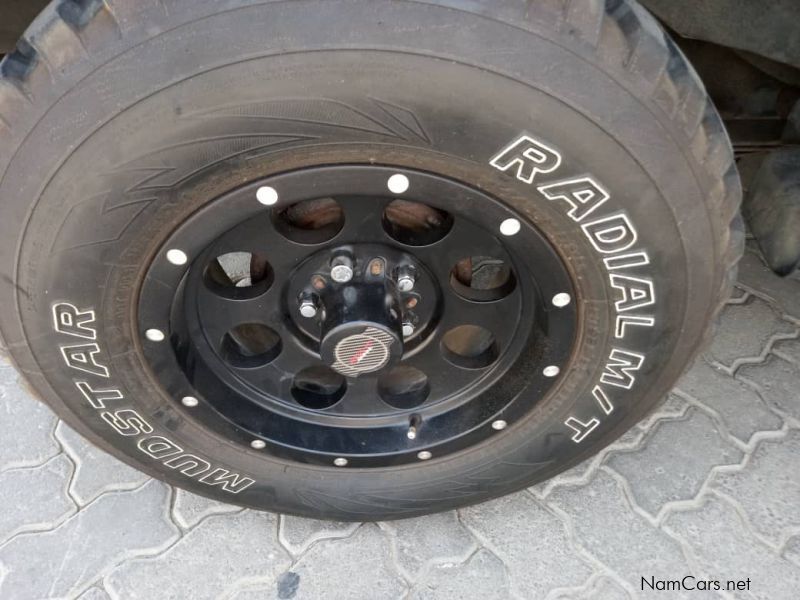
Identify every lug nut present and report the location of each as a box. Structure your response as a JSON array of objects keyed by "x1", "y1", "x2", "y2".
[
  {"x1": 402, "y1": 321, "x2": 415, "y2": 338},
  {"x1": 330, "y1": 255, "x2": 354, "y2": 283},
  {"x1": 298, "y1": 295, "x2": 319, "y2": 318},
  {"x1": 396, "y1": 266, "x2": 416, "y2": 292}
]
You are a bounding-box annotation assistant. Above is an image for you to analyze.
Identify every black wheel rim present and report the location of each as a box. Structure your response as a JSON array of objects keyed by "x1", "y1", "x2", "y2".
[{"x1": 138, "y1": 165, "x2": 577, "y2": 467}]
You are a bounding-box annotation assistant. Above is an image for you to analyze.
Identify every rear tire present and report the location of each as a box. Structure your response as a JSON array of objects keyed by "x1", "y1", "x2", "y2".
[{"x1": 0, "y1": 0, "x2": 742, "y2": 520}]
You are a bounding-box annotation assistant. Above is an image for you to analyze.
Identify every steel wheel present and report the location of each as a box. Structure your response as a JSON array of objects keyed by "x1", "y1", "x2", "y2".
[{"x1": 139, "y1": 166, "x2": 578, "y2": 467}]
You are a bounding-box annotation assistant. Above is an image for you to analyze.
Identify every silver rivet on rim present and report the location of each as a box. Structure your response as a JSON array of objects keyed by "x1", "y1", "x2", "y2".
[
  {"x1": 387, "y1": 173, "x2": 410, "y2": 194},
  {"x1": 543, "y1": 365, "x2": 560, "y2": 377},
  {"x1": 250, "y1": 439, "x2": 266, "y2": 450},
  {"x1": 145, "y1": 328, "x2": 165, "y2": 342},
  {"x1": 552, "y1": 293, "x2": 572, "y2": 307},
  {"x1": 417, "y1": 450, "x2": 432, "y2": 461},
  {"x1": 256, "y1": 186, "x2": 279, "y2": 206},
  {"x1": 499, "y1": 218, "x2": 521, "y2": 236},
  {"x1": 334, "y1": 457, "x2": 348, "y2": 467},
  {"x1": 492, "y1": 420, "x2": 507, "y2": 431},
  {"x1": 181, "y1": 396, "x2": 199, "y2": 408},
  {"x1": 402, "y1": 322, "x2": 415, "y2": 338},
  {"x1": 166, "y1": 249, "x2": 188, "y2": 266}
]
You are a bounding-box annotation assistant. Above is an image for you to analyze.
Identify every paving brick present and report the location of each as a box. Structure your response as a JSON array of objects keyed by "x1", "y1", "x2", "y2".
[
  {"x1": 552, "y1": 575, "x2": 631, "y2": 600},
  {"x1": 705, "y1": 297, "x2": 795, "y2": 369},
  {"x1": 0, "y1": 454, "x2": 75, "y2": 544},
  {"x1": 408, "y1": 549, "x2": 510, "y2": 600},
  {"x1": 280, "y1": 524, "x2": 406, "y2": 599},
  {"x1": 278, "y1": 515, "x2": 360, "y2": 556},
  {"x1": 738, "y1": 355, "x2": 800, "y2": 422},
  {"x1": 773, "y1": 338, "x2": 800, "y2": 366},
  {"x1": 461, "y1": 492, "x2": 592, "y2": 598},
  {"x1": 784, "y1": 536, "x2": 800, "y2": 566},
  {"x1": 710, "y1": 431, "x2": 800, "y2": 545},
  {"x1": 381, "y1": 511, "x2": 477, "y2": 580},
  {"x1": 635, "y1": 393, "x2": 691, "y2": 431},
  {"x1": 0, "y1": 480, "x2": 177, "y2": 599},
  {"x1": 106, "y1": 510, "x2": 290, "y2": 600},
  {"x1": 55, "y1": 422, "x2": 150, "y2": 506},
  {"x1": 736, "y1": 248, "x2": 800, "y2": 321},
  {"x1": 676, "y1": 361, "x2": 782, "y2": 443},
  {"x1": 0, "y1": 362, "x2": 59, "y2": 471},
  {"x1": 172, "y1": 488, "x2": 241, "y2": 529},
  {"x1": 606, "y1": 408, "x2": 742, "y2": 517},
  {"x1": 77, "y1": 586, "x2": 112, "y2": 600},
  {"x1": 664, "y1": 494, "x2": 800, "y2": 600},
  {"x1": 547, "y1": 471, "x2": 700, "y2": 599}
]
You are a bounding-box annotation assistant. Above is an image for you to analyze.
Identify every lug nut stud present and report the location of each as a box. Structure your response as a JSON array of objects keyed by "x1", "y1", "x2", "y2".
[
  {"x1": 369, "y1": 258, "x2": 385, "y2": 277},
  {"x1": 298, "y1": 294, "x2": 319, "y2": 318},
  {"x1": 396, "y1": 265, "x2": 416, "y2": 292},
  {"x1": 330, "y1": 255, "x2": 354, "y2": 283},
  {"x1": 311, "y1": 275, "x2": 327, "y2": 290}
]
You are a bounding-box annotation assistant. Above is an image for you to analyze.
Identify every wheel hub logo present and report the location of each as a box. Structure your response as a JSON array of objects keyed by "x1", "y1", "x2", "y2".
[{"x1": 332, "y1": 327, "x2": 393, "y2": 377}]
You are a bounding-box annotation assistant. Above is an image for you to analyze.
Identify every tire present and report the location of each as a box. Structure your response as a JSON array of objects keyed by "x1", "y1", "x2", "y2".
[{"x1": 0, "y1": 0, "x2": 742, "y2": 520}]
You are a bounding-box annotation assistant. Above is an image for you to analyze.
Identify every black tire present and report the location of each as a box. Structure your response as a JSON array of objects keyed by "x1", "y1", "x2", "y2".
[{"x1": 0, "y1": 0, "x2": 742, "y2": 520}]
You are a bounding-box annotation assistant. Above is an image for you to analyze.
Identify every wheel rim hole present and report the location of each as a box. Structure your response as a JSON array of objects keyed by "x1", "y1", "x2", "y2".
[
  {"x1": 382, "y1": 200, "x2": 453, "y2": 246},
  {"x1": 378, "y1": 366, "x2": 430, "y2": 409},
  {"x1": 272, "y1": 197, "x2": 344, "y2": 244},
  {"x1": 204, "y1": 252, "x2": 273, "y2": 299},
  {"x1": 450, "y1": 256, "x2": 516, "y2": 302},
  {"x1": 292, "y1": 366, "x2": 347, "y2": 409},
  {"x1": 220, "y1": 323, "x2": 282, "y2": 368},
  {"x1": 441, "y1": 325, "x2": 498, "y2": 369}
]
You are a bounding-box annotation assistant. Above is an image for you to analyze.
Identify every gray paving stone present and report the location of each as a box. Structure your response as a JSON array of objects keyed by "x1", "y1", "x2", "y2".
[
  {"x1": 635, "y1": 393, "x2": 691, "y2": 432},
  {"x1": 461, "y1": 492, "x2": 592, "y2": 598},
  {"x1": 55, "y1": 422, "x2": 150, "y2": 506},
  {"x1": 676, "y1": 360, "x2": 783, "y2": 443},
  {"x1": 606, "y1": 408, "x2": 742, "y2": 517},
  {"x1": 710, "y1": 431, "x2": 800, "y2": 546},
  {"x1": 105, "y1": 510, "x2": 290, "y2": 600},
  {"x1": 0, "y1": 480, "x2": 177, "y2": 599},
  {"x1": 738, "y1": 355, "x2": 800, "y2": 423},
  {"x1": 0, "y1": 454, "x2": 76, "y2": 544},
  {"x1": 381, "y1": 511, "x2": 477, "y2": 580},
  {"x1": 784, "y1": 536, "x2": 800, "y2": 566},
  {"x1": 773, "y1": 337, "x2": 800, "y2": 366},
  {"x1": 737, "y1": 247, "x2": 800, "y2": 321},
  {"x1": 172, "y1": 488, "x2": 242, "y2": 529},
  {"x1": 553, "y1": 575, "x2": 631, "y2": 600},
  {"x1": 0, "y1": 361, "x2": 59, "y2": 471},
  {"x1": 77, "y1": 586, "x2": 112, "y2": 600},
  {"x1": 281, "y1": 524, "x2": 406, "y2": 599},
  {"x1": 546, "y1": 471, "x2": 702, "y2": 599},
  {"x1": 278, "y1": 515, "x2": 360, "y2": 556},
  {"x1": 408, "y1": 549, "x2": 510, "y2": 600},
  {"x1": 664, "y1": 494, "x2": 800, "y2": 600},
  {"x1": 706, "y1": 296, "x2": 795, "y2": 369}
]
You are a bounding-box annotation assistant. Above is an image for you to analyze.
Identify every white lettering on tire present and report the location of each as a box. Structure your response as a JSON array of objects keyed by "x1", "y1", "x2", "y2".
[
  {"x1": 51, "y1": 302, "x2": 255, "y2": 493},
  {"x1": 491, "y1": 134, "x2": 657, "y2": 444}
]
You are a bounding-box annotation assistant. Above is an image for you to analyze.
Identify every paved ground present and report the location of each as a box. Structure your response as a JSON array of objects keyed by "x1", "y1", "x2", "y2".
[{"x1": 1, "y1": 242, "x2": 799, "y2": 600}]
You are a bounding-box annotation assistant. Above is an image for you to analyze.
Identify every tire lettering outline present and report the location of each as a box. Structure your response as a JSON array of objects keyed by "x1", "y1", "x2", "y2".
[
  {"x1": 53, "y1": 302, "x2": 255, "y2": 494},
  {"x1": 490, "y1": 134, "x2": 657, "y2": 444}
]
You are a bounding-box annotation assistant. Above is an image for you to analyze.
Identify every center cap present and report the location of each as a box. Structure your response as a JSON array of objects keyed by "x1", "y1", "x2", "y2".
[
  {"x1": 331, "y1": 326, "x2": 396, "y2": 377},
  {"x1": 317, "y1": 276, "x2": 405, "y2": 377}
]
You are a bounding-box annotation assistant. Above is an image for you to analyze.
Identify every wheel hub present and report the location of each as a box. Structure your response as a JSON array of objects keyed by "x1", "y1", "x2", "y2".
[{"x1": 296, "y1": 245, "x2": 434, "y2": 377}]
